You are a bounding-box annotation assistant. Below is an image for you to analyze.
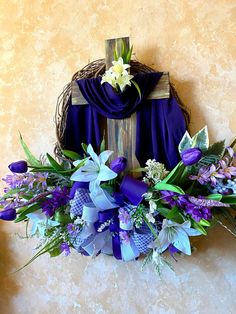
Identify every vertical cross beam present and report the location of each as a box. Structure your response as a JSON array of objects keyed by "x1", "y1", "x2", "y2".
[{"x1": 105, "y1": 37, "x2": 140, "y2": 170}]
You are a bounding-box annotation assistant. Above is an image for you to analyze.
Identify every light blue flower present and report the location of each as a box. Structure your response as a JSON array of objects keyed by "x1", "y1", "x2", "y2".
[
  {"x1": 70, "y1": 144, "x2": 117, "y2": 192},
  {"x1": 27, "y1": 210, "x2": 60, "y2": 236},
  {"x1": 150, "y1": 219, "x2": 201, "y2": 255}
]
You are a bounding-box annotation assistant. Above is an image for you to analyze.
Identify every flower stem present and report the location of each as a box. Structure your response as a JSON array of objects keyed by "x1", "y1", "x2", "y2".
[{"x1": 142, "y1": 214, "x2": 158, "y2": 239}]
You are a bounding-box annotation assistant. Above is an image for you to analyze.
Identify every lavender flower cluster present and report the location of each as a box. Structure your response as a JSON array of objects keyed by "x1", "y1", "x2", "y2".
[
  {"x1": 42, "y1": 187, "x2": 70, "y2": 217},
  {"x1": 189, "y1": 148, "x2": 236, "y2": 191},
  {"x1": 161, "y1": 191, "x2": 212, "y2": 222},
  {"x1": 2, "y1": 172, "x2": 48, "y2": 192}
]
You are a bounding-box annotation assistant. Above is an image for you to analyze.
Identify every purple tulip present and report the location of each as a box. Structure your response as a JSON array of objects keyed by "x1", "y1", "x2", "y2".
[
  {"x1": 0, "y1": 208, "x2": 16, "y2": 221},
  {"x1": 8, "y1": 160, "x2": 28, "y2": 173},
  {"x1": 181, "y1": 148, "x2": 202, "y2": 166},
  {"x1": 110, "y1": 157, "x2": 127, "y2": 173}
]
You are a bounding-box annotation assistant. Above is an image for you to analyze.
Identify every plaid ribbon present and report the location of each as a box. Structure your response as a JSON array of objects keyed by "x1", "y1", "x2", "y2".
[
  {"x1": 131, "y1": 223, "x2": 155, "y2": 254},
  {"x1": 70, "y1": 188, "x2": 91, "y2": 217}
]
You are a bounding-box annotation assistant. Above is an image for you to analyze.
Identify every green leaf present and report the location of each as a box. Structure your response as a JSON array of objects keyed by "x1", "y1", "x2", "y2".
[
  {"x1": 62, "y1": 150, "x2": 81, "y2": 160},
  {"x1": 166, "y1": 206, "x2": 179, "y2": 219},
  {"x1": 131, "y1": 80, "x2": 141, "y2": 99},
  {"x1": 113, "y1": 41, "x2": 119, "y2": 61},
  {"x1": 191, "y1": 220, "x2": 207, "y2": 235},
  {"x1": 54, "y1": 211, "x2": 72, "y2": 224},
  {"x1": 126, "y1": 45, "x2": 133, "y2": 63},
  {"x1": 15, "y1": 203, "x2": 41, "y2": 223},
  {"x1": 19, "y1": 132, "x2": 41, "y2": 167},
  {"x1": 0, "y1": 188, "x2": 21, "y2": 200},
  {"x1": 206, "y1": 194, "x2": 222, "y2": 201},
  {"x1": 121, "y1": 39, "x2": 126, "y2": 61},
  {"x1": 230, "y1": 137, "x2": 236, "y2": 149},
  {"x1": 191, "y1": 126, "x2": 209, "y2": 151},
  {"x1": 100, "y1": 135, "x2": 106, "y2": 153},
  {"x1": 156, "y1": 207, "x2": 170, "y2": 218},
  {"x1": 199, "y1": 219, "x2": 211, "y2": 227},
  {"x1": 49, "y1": 247, "x2": 62, "y2": 257},
  {"x1": 162, "y1": 161, "x2": 185, "y2": 184},
  {"x1": 205, "y1": 140, "x2": 225, "y2": 159},
  {"x1": 178, "y1": 131, "x2": 192, "y2": 153},
  {"x1": 221, "y1": 195, "x2": 236, "y2": 204},
  {"x1": 81, "y1": 143, "x2": 88, "y2": 154},
  {"x1": 46, "y1": 153, "x2": 64, "y2": 172},
  {"x1": 155, "y1": 182, "x2": 185, "y2": 194}
]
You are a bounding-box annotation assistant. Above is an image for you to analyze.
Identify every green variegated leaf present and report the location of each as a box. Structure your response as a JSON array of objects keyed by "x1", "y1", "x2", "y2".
[
  {"x1": 205, "y1": 140, "x2": 225, "y2": 159},
  {"x1": 191, "y1": 126, "x2": 209, "y2": 151},
  {"x1": 197, "y1": 155, "x2": 219, "y2": 168},
  {"x1": 178, "y1": 131, "x2": 192, "y2": 153}
]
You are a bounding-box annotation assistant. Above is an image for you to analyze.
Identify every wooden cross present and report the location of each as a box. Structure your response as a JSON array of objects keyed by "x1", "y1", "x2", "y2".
[{"x1": 71, "y1": 37, "x2": 170, "y2": 170}]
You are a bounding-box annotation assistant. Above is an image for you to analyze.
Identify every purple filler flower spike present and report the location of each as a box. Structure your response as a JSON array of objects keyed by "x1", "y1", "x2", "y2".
[{"x1": 188, "y1": 196, "x2": 230, "y2": 208}]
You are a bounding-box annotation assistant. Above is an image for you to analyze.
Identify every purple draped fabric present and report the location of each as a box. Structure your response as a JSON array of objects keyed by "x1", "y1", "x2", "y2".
[{"x1": 64, "y1": 72, "x2": 186, "y2": 169}]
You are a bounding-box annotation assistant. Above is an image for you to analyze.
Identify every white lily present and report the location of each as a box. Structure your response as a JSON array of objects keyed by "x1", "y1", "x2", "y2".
[
  {"x1": 27, "y1": 211, "x2": 60, "y2": 236},
  {"x1": 116, "y1": 73, "x2": 133, "y2": 92},
  {"x1": 150, "y1": 219, "x2": 201, "y2": 255},
  {"x1": 101, "y1": 70, "x2": 116, "y2": 87},
  {"x1": 111, "y1": 57, "x2": 130, "y2": 77},
  {"x1": 70, "y1": 144, "x2": 117, "y2": 192}
]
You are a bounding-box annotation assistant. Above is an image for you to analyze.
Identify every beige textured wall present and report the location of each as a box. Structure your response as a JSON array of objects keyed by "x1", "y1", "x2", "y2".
[{"x1": 0, "y1": 1, "x2": 236, "y2": 313}]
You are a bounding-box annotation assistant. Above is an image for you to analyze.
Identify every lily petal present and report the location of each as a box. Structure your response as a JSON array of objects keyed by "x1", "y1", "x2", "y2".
[
  {"x1": 70, "y1": 168, "x2": 98, "y2": 182},
  {"x1": 87, "y1": 144, "x2": 100, "y2": 166},
  {"x1": 97, "y1": 164, "x2": 117, "y2": 181},
  {"x1": 99, "y1": 150, "x2": 114, "y2": 164},
  {"x1": 173, "y1": 228, "x2": 191, "y2": 255}
]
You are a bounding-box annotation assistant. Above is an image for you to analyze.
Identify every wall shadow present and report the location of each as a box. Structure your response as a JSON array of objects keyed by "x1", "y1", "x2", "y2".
[
  {"x1": 136, "y1": 46, "x2": 209, "y2": 137},
  {"x1": 0, "y1": 223, "x2": 20, "y2": 314}
]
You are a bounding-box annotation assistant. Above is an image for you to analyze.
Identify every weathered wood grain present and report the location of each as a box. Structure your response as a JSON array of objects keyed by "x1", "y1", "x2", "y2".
[
  {"x1": 105, "y1": 37, "x2": 130, "y2": 69},
  {"x1": 71, "y1": 72, "x2": 170, "y2": 105}
]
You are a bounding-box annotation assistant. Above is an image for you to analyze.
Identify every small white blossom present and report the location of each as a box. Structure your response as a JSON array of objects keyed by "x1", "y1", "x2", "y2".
[
  {"x1": 149, "y1": 200, "x2": 157, "y2": 213},
  {"x1": 74, "y1": 217, "x2": 84, "y2": 225},
  {"x1": 145, "y1": 212, "x2": 155, "y2": 224}
]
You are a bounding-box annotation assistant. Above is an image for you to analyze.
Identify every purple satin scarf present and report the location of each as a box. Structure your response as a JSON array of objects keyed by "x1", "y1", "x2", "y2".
[{"x1": 64, "y1": 72, "x2": 186, "y2": 169}]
